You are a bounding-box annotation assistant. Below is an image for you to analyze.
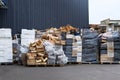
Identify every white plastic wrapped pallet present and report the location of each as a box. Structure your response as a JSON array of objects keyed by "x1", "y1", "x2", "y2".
[
  {"x1": 0, "y1": 28, "x2": 13, "y2": 63},
  {"x1": 43, "y1": 40, "x2": 68, "y2": 64},
  {"x1": 21, "y1": 29, "x2": 35, "y2": 47}
]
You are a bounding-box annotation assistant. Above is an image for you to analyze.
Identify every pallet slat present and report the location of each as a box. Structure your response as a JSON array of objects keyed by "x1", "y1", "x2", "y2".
[
  {"x1": 67, "y1": 62, "x2": 81, "y2": 64},
  {"x1": 0, "y1": 62, "x2": 13, "y2": 65},
  {"x1": 26, "y1": 64, "x2": 64, "y2": 67}
]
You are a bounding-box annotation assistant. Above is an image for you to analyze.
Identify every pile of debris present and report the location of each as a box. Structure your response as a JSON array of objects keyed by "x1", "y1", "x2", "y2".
[
  {"x1": 26, "y1": 30, "x2": 69, "y2": 65},
  {"x1": 16, "y1": 25, "x2": 80, "y2": 65}
]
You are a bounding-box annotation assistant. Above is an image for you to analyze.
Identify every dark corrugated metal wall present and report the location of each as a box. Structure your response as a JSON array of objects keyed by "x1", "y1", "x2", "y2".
[{"x1": 0, "y1": 0, "x2": 89, "y2": 34}]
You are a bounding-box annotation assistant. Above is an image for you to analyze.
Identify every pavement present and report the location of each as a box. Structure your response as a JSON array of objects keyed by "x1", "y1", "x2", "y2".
[{"x1": 0, "y1": 64, "x2": 120, "y2": 80}]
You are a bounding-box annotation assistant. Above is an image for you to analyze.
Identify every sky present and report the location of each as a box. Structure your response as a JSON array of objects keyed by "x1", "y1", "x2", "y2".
[{"x1": 89, "y1": 0, "x2": 120, "y2": 24}]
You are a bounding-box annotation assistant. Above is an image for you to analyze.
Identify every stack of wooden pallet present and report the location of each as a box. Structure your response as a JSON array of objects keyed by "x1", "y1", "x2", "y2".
[{"x1": 0, "y1": 28, "x2": 13, "y2": 64}]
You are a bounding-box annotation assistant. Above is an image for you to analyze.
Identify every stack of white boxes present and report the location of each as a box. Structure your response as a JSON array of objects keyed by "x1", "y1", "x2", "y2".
[
  {"x1": 21, "y1": 29, "x2": 35, "y2": 47},
  {"x1": 72, "y1": 35, "x2": 82, "y2": 62},
  {"x1": 0, "y1": 28, "x2": 13, "y2": 63}
]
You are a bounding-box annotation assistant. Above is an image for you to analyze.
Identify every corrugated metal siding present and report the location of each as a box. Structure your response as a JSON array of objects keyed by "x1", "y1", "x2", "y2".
[{"x1": 0, "y1": 0, "x2": 89, "y2": 34}]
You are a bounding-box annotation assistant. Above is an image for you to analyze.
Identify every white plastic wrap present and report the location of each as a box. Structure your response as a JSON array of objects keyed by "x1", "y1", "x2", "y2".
[
  {"x1": 20, "y1": 45, "x2": 29, "y2": 54},
  {"x1": 43, "y1": 40, "x2": 68, "y2": 64},
  {"x1": 0, "y1": 28, "x2": 12, "y2": 38}
]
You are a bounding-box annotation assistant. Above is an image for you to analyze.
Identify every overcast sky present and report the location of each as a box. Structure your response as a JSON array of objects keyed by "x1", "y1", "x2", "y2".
[{"x1": 89, "y1": 0, "x2": 120, "y2": 24}]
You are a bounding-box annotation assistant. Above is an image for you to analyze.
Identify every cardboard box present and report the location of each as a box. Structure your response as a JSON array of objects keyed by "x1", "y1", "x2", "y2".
[
  {"x1": 101, "y1": 54, "x2": 113, "y2": 62},
  {"x1": 55, "y1": 40, "x2": 66, "y2": 45},
  {"x1": 72, "y1": 48, "x2": 82, "y2": 57},
  {"x1": 73, "y1": 42, "x2": 82, "y2": 47},
  {"x1": 72, "y1": 47, "x2": 82, "y2": 51},
  {"x1": 72, "y1": 50, "x2": 77, "y2": 56}
]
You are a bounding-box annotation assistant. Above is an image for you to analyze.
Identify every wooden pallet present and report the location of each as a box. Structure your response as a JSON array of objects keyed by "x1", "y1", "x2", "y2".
[
  {"x1": 0, "y1": 62, "x2": 13, "y2": 65},
  {"x1": 82, "y1": 62, "x2": 99, "y2": 64},
  {"x1": 67, "y1": 62, "x2": 81, "y2": 64},
  {"x1": 100, "y1": 61, "x2": 120, "y2": 64},
  {"x1": 26, "y1": 64, "x2": 64, "y2": 67}
]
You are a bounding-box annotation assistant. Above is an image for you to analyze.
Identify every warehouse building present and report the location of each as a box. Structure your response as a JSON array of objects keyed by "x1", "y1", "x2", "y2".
[
  {"x1": 100, "y1": 18, "x2": 120, "y2": 32},
  {"x1": 0, "y1": 0, "x2": 89, "y2": 34}
]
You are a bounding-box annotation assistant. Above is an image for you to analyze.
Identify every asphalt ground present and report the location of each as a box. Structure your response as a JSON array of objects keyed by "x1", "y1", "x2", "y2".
[{"x1": 0, "y1": 64, "x2": 120, "y2": 80}]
